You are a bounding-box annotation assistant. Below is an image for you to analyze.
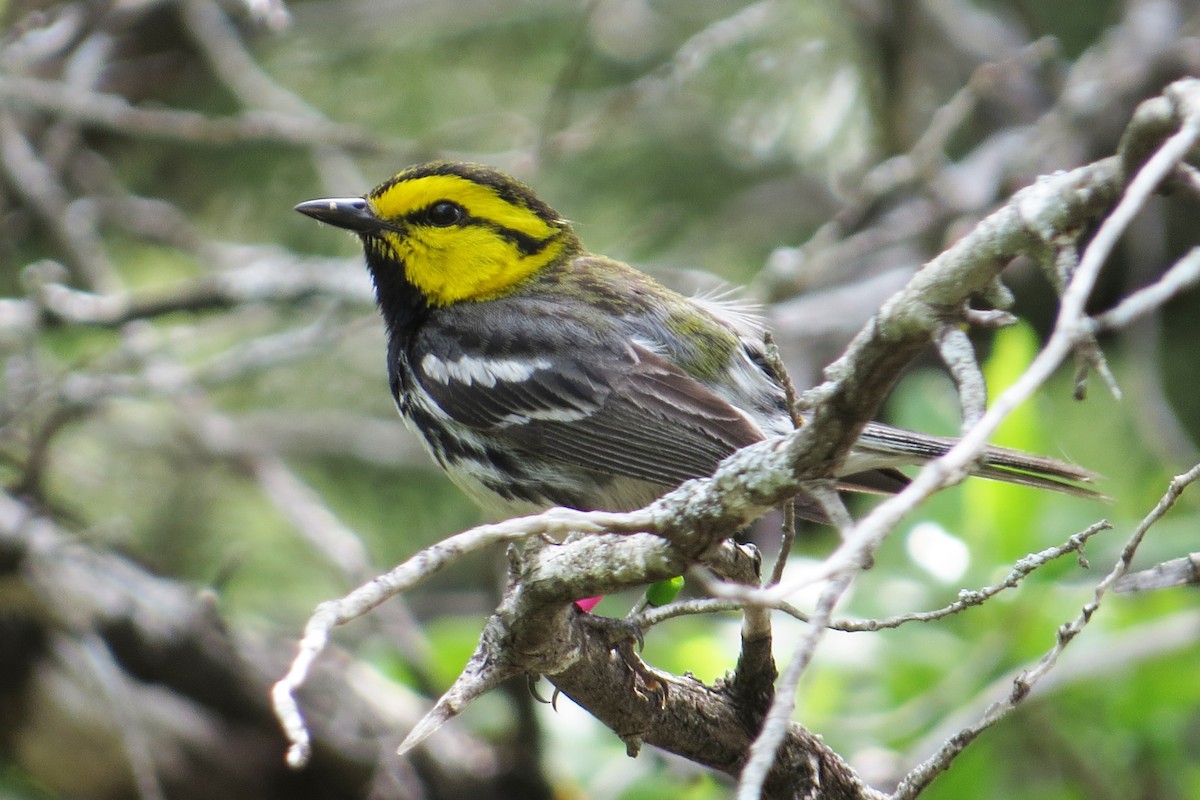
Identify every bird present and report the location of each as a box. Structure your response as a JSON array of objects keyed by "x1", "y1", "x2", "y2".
[{"x1": 295, "y1": 161, "x2": 1096, "y2": 544}]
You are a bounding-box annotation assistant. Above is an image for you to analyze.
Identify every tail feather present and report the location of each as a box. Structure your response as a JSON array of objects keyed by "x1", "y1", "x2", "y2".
[{"x1": 848, "y1": 421, "x2": 1102, "y2": 500}]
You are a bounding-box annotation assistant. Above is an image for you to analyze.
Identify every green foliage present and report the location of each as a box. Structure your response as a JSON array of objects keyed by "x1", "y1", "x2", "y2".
[
  {"x1": 963, "y1": 322, "x2": 1046, "y2": 557},
  {"x1": 643, "y1": 613, "x2": 738, "y2": 682},
  {"x1": 425, "y1": 615, "x2": 490, "y2": 688},
  {"x1": 644, "y1": 575, "x2": 685, "y2": 606}
]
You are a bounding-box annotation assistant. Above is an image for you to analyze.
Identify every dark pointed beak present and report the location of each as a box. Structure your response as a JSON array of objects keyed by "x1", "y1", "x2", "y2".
[{"x1": 294, "y1": 197, "x2": 381, "y2": 233}]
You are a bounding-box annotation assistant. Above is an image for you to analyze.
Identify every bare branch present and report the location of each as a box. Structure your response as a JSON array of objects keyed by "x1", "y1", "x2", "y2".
[
  {"x1": 892, "y1": 463, "x2": 1200, "y2": 799},
  {"x1": 652, "y1": 519, "x2": 1108, "y2": 637},
  {"x1": 735, "y1": 79, "x2": 1200, "y2": 798},
  {"x1": 10, "y1": 253, "x2": 370, "y2": 331},
  {"x1": 934, "y1": 323, "x2": 987, "y2": 432},
  {"x1": 851, "y1": 521, "x2": 1110, "y2": 631},
  {"x1": 778, "y1": 79, "x2": 1199, "y2": 605},
  {"x1": 78, "y1": 634, "x2": 168, "y2": 800},
  {"x1": 1115, "y1": 552, "x2": 1200, "y2": 592},
  {"x1": 177, "y1": 0, "x2": 368, "y2": 189},
  {"x1": 1090, "y1": 246, "x2": 1200, "y2": 331},
  {"x1": 0, "y1": 112, "x2": 115, "y2": 290},
  {"x1": 272, "y1": 506, "x2": 655, "y2": 765},
  {"x1": 0, "y1": 75, "x2": 391, "y2": 152}
]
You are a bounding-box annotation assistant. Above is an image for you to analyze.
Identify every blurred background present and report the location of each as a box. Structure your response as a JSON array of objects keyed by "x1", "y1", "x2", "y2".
[{"x1": 3, "y1": 0, "x2": 1200, "y2": 798}]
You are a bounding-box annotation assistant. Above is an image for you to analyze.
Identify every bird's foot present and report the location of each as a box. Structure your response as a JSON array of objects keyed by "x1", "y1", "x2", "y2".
[{"x1": 578, "y1": 613, "x2": 667, "y2": 708}]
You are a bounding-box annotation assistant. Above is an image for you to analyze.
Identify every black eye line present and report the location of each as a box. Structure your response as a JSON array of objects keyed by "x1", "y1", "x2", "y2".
[
  {"x1": 477, "y1": 219, "x2": 560, "y2": 256},
  {"x1": 392, "y1": 202, "x2": 561, "y2": 256}
]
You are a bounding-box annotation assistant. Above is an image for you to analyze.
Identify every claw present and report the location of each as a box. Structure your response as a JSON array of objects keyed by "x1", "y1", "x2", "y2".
[
  {"x1": 578, "y1": 614, "x2": 665, "y2": 708},
  {"x1": 630, "y1": 622, "x2": 645, "y2": 652},
  {"x1": 614, "y1": 637, "x2": 668, "y2": 708},
  {"x1": 527, "y1": 673, "x2": 552, "y2": 704}
]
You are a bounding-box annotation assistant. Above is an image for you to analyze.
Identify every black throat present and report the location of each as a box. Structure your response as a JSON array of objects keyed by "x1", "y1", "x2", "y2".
[
  {"x1": 361, "y1": 240, "x2": 431, "y2": 407},
  {"x1": 362, "y1": 239, "x2": 429, "y2": 342}
]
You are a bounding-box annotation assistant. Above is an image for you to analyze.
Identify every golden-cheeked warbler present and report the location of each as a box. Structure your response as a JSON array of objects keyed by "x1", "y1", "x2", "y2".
[{"x1": 295, "y1": 161, "x2": 1096, "y2": 529}]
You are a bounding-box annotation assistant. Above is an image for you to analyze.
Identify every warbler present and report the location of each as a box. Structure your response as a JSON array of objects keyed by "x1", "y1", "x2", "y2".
[{"x1": 295, "y1": 161, "x2": 1095, "y2": 524}]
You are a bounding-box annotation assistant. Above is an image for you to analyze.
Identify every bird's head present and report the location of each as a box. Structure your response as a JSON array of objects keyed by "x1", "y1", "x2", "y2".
[{"x1": 295, "y1": 161, "x2": 580, "y2": 307}]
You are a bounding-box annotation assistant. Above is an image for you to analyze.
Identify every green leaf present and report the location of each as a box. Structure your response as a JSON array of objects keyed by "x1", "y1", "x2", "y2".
[{"x1": 645, "y1": 576, "x2": 685, "y2": 606}]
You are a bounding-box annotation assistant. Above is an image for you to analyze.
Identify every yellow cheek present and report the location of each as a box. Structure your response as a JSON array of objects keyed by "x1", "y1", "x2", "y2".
[{"x1": 387, "y1": 227, "x2": 523, "y2": 306}]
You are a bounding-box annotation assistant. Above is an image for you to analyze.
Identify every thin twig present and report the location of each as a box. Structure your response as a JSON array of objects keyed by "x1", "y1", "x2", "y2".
[
  {"x1": 769, "y1": 503, "x2": 796, "y2": 587},
  {"x1": 892, "y1": 463, "x2": 1200, "y2": 799},
  {"x1": 736, "y1": 79, "x2": 1200, "y2": 800},
  {"x1": 763, "y1": 331, "x2": 802, "y2": 586},
  {"x1": 78, "y1": 634, "x2": 167, "y2": 800},
  {"x1": 1115, "y1": 552, "x2": 1200, "y2": 592},
  {"x1": 934, "y1": 323, "x2": 987, "y2": 432},
  {"x1": 272, "y1": 505, "x2": 655, "y2": 765},
  {"x1": 773, "y1": 79, "x2": 1200, "y2": 604},
  {"x1": 0, "y1": 111, "x2": 115, "y2": 290},
  {"x1": 690, "y1": 520, "x2": 1105, "y2": 633},
  {"x1": 850, "y1": 521, "x2": 1109, "y2": 631},
  {"x1": 737, "y1": 570, "x2": 854, "y2": 800},
  {"x1": 23, "y1": 255, "x2": 369, "y2": 330},
  {"x1": 1090, "y1": 246, "x2": 1200, "y2": 331},
  {"x1": 0, "y1": 75, "x2": 390, "y2": 151},
  {"x1": 178, "y1": 0, "x2": 368, "y2": 190}
]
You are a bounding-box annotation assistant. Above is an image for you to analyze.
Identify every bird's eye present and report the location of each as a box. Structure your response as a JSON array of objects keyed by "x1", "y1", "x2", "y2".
[{"x1": 425, "y1": 201, "x2": 464, "y2": 227}]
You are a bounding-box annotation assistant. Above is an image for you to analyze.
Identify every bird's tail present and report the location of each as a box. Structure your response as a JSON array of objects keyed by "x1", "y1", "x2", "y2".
[{"x1": 846, "y1": 421, "x2": 1102, "y2": 499}]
